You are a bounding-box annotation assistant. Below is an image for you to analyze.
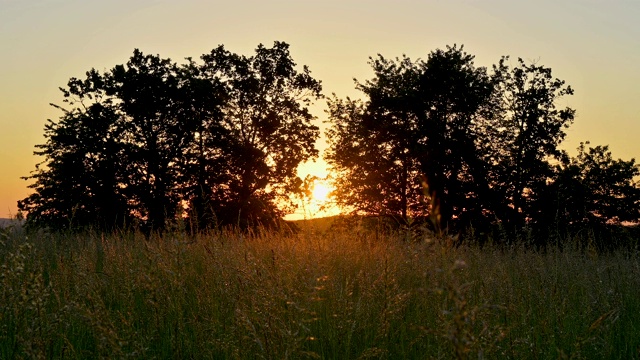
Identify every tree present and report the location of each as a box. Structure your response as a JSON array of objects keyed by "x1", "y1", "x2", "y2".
[
  {"x1": 544, "y1": 143, "x2": 640, "y2": 230},
  {"x1": 326, "y1": 46, "x2": 585, "y2": 242},
  {"x1": 106, "y1": 50, "x2": 212, "y2": 232},
  {"x1": 199, "y1": 41, "x2": 322, "y2": 228},
  {"x1": 411, "y1": 46, "x2": 500, "y2": 232},
  {"x1": 325, "y1": 56, "x2": 427, "y2": 225},
  {"x1": 19, "y1": 42, "x2": 321, "y2": 232},
  {"x1": 326, "y1": 46, "x2": 500, "y2": 233},
  {"x1": 19, "y1": 71, "x2": 131, "y2": 231},
  {"x1": 177, "y1": 58, "x2": 229, "y2": 232},
  {"x1": 20, "y1": 53, "x2": 203, "y2": 232},
  {"x1": 490, "y1": 57, "x2": 575, "y2": 230}
]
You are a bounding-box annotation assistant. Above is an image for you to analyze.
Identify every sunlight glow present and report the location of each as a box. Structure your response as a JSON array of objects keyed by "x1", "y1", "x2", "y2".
[{"x1": 312, "y1": 181, "x2": 332, "y2": 203}]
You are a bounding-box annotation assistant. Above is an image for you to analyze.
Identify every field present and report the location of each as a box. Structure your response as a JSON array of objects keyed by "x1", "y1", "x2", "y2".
[{"x1": 1, "y1": 219, "x2": 639, "y2": 359}]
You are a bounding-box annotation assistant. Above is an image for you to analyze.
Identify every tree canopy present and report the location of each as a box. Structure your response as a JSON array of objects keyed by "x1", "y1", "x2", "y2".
[
  {"x1": 326, "y1": 45, "x2": 639, "y2": 242},
  {"x1": 19, "y1": 42, "x2": 322, "y2": 232}
]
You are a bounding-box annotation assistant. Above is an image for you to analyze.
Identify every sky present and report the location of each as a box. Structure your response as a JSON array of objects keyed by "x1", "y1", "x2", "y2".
[{"x1": 1, "y1": 0, "x2": 639, "y2": 219}]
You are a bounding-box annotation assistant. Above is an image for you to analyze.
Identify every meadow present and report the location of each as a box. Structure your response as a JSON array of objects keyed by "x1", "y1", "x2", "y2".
[{"x1": 1, "y1": 219, "x2": 639, "y2": 359}]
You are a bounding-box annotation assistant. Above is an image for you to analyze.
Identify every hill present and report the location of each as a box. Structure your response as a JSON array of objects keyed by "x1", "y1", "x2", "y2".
[
  {"x1": 0, "y1": 218, "x2": 23, "y2": 228},
  {"x1": 286, "y1": 215, "x2": 344, "y2": 233}
]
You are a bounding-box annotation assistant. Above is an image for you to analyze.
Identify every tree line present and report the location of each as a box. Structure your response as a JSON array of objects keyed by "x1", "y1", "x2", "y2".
[
  {"x1": 326, "y1": 45, "x2": 640, "y2": 245},
  {"x1": 19, "y1": 42, "x2": 640, "y2": 243}
]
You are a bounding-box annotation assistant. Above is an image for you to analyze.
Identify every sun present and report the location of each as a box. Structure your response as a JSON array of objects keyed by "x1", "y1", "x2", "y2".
[{"x1": 312, "y1": 181, "x2": 332, "y2": 202}]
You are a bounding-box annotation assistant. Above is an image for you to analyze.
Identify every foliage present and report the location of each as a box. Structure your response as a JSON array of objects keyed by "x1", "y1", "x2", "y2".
[
  {"x1": 198, "y1": 42, "x2": 322, "y2": 229},
  {"x1": 18, "y1": 99, "x2": 132, "y2": 231},
  {"x1": 490, "y1": 57, "x2": 576, "y2": 230},
  {"x1": 326, "y1": 45, "x2": 639, "y2": 242},
  {"x1": 540, "y1": 143, "x2": 640, "y2": 238},
  {"x1": 19, "y1": 42, "x2": 321, "y2": 232},
  {"x1": 325, "y1": 91, "x2": 426, "y2": 224},
  {"x1": 410, "y1": 46, "x2": 499, "y2": 232},
  {"x1": 326, "y1": 46, "x2": 496, "y2": 229}
]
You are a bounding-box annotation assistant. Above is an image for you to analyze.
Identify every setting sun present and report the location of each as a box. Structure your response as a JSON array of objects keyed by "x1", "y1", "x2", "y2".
[{"x1": 312, "y1": 181, "x2": 332, "y2": 203}]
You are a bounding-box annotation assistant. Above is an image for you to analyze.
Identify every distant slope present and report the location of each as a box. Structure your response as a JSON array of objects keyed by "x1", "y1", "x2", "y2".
[
  {"x1": 287, "y1": 214, "x2": 355, "y2": 233},
  {"x1": 0, "y1": 218, "x2": 23, "y2": 228}
]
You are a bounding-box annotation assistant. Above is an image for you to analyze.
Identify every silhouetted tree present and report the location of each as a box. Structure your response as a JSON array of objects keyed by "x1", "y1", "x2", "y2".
[
  {"x1": 19, "y1": 71, "x2": 131, "y2": 230},
  {"x1": 411, "y1": 46, "x2": 500, "y2": 233},
  {"x1": 19, "y1": 42, "x2": 320, "y2": 232},
  {"x1": 107, "y1": 50, "x2": 211, "y2": 232},
  {"x1": 177, "y1": 59, "x2": 229, "y2": 232},
  {"x1": 326, "y1": 46, "x2": 499, "y2": 232},
  {"x1": 544, "y1": 143, "x2": 640, "y2": 230},
  {"x1": 326, "y1": 56, "x2": 426, "y2": 225},
  {"x1": 490, "y1": 57, "x2": 575, "y2": 231},
  {"x1": 325, "y1": 46, "x2": 594, "y2": 243},
  {"x1": 199, "y1": 42, "x2": 322, "y2": 228}
]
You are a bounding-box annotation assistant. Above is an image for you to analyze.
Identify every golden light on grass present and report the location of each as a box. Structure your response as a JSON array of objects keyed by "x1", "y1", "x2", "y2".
[{"x1": 1, "y1": 227, "x2": 638, "y2": 358}]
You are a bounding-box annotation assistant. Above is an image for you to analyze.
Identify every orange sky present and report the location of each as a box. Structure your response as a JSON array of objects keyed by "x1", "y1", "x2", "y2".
[{"x1": 1, "y1": 0, "x2": 639, "y2": 219}]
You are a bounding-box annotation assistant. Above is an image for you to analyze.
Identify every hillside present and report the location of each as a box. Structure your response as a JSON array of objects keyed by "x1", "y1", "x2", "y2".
[
  {"x1": 0, "y1": 218, "x2": 23, "y2": 228},
  {"x1": 287, "y1": 215, "x2": 340, "y2": 232}
]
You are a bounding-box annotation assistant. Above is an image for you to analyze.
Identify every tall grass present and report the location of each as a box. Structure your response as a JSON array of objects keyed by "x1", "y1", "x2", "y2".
[{"x1": 1, "y1": 225, "x2": 639, "y2": 359}]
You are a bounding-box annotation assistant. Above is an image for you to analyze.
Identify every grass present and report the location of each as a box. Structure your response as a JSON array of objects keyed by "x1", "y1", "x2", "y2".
[{"x1": 1, "y1": 221, "x2": 639, "y2": 359}]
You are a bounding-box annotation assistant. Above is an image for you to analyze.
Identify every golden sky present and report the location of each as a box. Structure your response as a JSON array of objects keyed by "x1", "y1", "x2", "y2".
[{"x1": 1, "y1": 0, "x2": 639, "y2": 219}]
